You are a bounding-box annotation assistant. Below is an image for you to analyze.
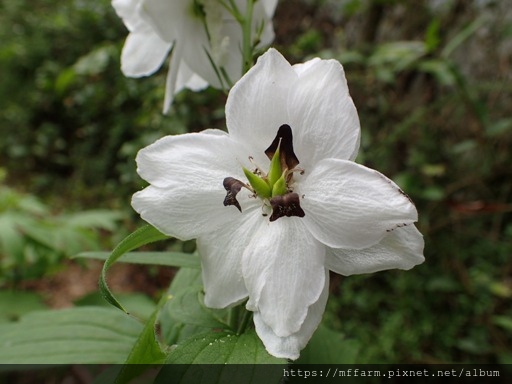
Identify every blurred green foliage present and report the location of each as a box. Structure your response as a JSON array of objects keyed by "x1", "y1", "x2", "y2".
[
  {"x1": 0, "y1": 172, "x2": 123, "y2": 286},
  {"x1": 0, "y1": 0, "x2": 511, "y2": 365},
  {"x1": 0, "y1": 0, "x2": 226, "y2": 200}
]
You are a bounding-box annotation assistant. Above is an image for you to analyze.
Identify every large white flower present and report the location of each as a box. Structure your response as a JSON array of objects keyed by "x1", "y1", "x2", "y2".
[
  {"x1": 112, "y1": 0, "x2": 278, "y2": 113},
  {"x1": 132, "y1": 48, "x2": 425, "y2": 360}
]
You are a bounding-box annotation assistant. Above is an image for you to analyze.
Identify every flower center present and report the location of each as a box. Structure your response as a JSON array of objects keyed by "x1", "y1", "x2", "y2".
[{"x1": 223, "y1": 124, "x2": 305, "y2": 222}]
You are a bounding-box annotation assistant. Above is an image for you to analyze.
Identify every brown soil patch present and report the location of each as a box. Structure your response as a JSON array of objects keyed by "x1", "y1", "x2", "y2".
[{"x1": 19, "y1": 259, "x2": 175, "y2": 308}]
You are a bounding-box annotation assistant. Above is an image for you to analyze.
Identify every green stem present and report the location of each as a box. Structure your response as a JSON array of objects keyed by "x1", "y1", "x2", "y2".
[
  {"x1": 241, "y1": 0, "x2": 255, "y2": 74},
  {"x1": 237, "y1": 307, "x2": 253, "y2": 335},
  {"x1": 228, "y1": 305, "x2": 241, "y2": 330}
]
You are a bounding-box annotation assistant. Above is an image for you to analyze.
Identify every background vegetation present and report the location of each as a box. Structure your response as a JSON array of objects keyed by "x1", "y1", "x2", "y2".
[{"x1": 1, "y1": 0, "x2": 511, "y2": 365}]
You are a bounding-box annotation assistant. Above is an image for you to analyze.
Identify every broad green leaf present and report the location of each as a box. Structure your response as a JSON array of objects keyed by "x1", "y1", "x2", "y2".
[
  {"x1": 0, "y1": 306, "x2": 142, "y2": 364},
  {"x1": 62, "y1": 210, "x2": 123, "y2": 231},
  {"x1": 74, "y1": 292, "x2": 156, "y2": 321},
  {"x1": 155, "y1": 330, "x2": 286, "y2": 383},
  {"x1": 167, "y1": 267, "x2": 203, "y2": 292},
  {"x1": 0, "y1": 214, "x2": 26, "y2": 261},
  {"x1": 166, "y1": 286, "x2": 228, "y2": 329},
  {"x1": 166, "y1": 330, "x2": 284, "y2": 364},
  {"x1": 113, "y1": 295, "x2": 168, "y2": 384},
  {"x1": 160, "y1": 268, "x2": 207, "y2": 345},
  {"x1": 76, "y1": 251, "x2": 200, "y2": 269},
  {"x1": 296, "y1": 325, "x2": 361, "y2": 364},
  {"x1": 99, "y1": 224, "x2": 168, "y2": 312},
  {"x1": 0, "y1": 291, "x2": 47, "y2": 323}
]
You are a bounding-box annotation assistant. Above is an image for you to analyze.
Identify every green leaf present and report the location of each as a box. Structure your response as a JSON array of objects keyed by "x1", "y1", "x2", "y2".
[
  {"x1": 296, "y1": 325, "x2": 361, "y2": 364},
  {"x1": 155, "y1": 330, "x2": 286, "y2": 383},
  {"x1": 76, "y1": 251, "x2": 200, "y2": 269},
  {"x1": 493, "y1": 316, "x2": 512, "y2": 333},
  {"x1": 0, "y1": 306, "x2": 142, "y2": 364},
  {"x1": 0, "y1": 291, "x2": 47, "y2": 323},
  {"x1": 99, "y1": 225, "x2": 168, "y2": 313},
  {"x1": 74, "y1": 292, "x2": 156, "y2": 321},
  {"x1": 166, "y1": 286, "x2": 228, "y2": 329},
  {"x1": 160, "y1": 268, "x2": 208, "y2": 345},
  {"x1": 113, "y1": 296, "x2": 168, "y2": 384},
  {"x1": 0, "y1": 215, "x2": 25, "y2": 261},
  {"x1": 166, "y1": 329, "x2": 285, "y2": 364},
  {"x1": 441, "y1": 15, "x2": 488, "y2": 58},
  {"x1": 62, "y1": 210, "x2": 124, "y2": 231}
]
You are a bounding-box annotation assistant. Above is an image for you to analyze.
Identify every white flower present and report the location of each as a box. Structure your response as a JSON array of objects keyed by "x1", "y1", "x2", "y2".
[
  {"x1": 112, "y1": 0, "x2": 278, "y2": 113},
  {"x1": 132, "y1": 48, "x2": 425, "y2": 360}
]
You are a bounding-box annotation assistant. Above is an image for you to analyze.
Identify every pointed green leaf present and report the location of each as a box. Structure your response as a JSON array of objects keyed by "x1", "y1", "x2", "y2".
[
  {"x1": 113, "y1": 295, "x2": 168, "y2": 384},
  {"x1": 74, "y1": 292, "x2": 156, "y2": 321},
  {"x1": 99, "y1": 225, "x2": 168, "y2": 312},
  {"x1": 75, "y1": 251, "x2": 200, "y2": 269}
]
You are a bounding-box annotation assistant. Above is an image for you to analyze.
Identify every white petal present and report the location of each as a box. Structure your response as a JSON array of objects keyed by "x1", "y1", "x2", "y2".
[
  {"x1": 175, "y1": 60, "x2": 209, "y2": 92},
  {"x1": 226, "y1": 49, "x2": 360, "y2": 168},
  {"x1": 251, "y1": 0, "x2": 276, "y2": 48},
  {"x1": 131, "y1": 130, "x2": 255, "y2": 239},
  {"x1": 135, "y1": 129, "x2": 240, "y2": 187},
  {"x1": 242, "y1": 217, "x2": 326, "y2": 337},
  {"x1": 259, "y1": 0, "x2": 278, "y2": 18},
  {"x1": 327, "y1": 224, "x2": 425, "y2": 276},
  {"x1": 289, "y1": 58, "x2": 361, "y2": 166},
  {"x1": 226, "y1": 48, "x2": 297, "y2": 166},
  {"x1": 253, "y1": 270, "x2": 329, "y2": 360},
  {"x1": 162, "y1": 43, "x2": 181, "y2": 114},
  {"x1": 140, "y1": 0, "x2": 186, "y2": 42},
  {"x1": 120, "y1": 31, "x2": 171, "y2": 77},
  {"x1": 197, "y1": 210, "x2": 264, "y2": 309},
  {"x1": 300, "y1": 158, "x2": 418, "y2": 249},
  {"x1": 112, "y1": 0, "x2": 143, "y2": 32}
]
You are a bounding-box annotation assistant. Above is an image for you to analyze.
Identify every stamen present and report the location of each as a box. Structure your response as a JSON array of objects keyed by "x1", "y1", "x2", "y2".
[
  {"x1": 248, "y1": 156, "x2": 267, "y2": 177},
  {"x1": 269, "y1": 192, "x2": 305, "y2": 222},
  {"x1": 223, "y1": 177, "x2": 246, "y2": 212},
  {"x1": 265, "y1": 124, "x2": 300, "y2": 171}
]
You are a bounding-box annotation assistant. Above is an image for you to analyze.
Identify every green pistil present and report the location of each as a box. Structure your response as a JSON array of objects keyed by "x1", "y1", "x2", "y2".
[
  {"x1": 271, "y1": 173, "x2": 287, "y2": 197},
  {"x1": 243, "y1": 144, "x2": 290, "y2": 199},
  {"x1": 243, "y1": 167, "x2": 271, "y2": 199},
  {"x1": 267, "y1": 141, "x2": 282, "y2": 187}
]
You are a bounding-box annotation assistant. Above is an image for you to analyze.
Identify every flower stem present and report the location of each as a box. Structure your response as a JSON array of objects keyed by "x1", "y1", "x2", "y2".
[
  {"x1": 236, "y1": 307, "x2": 253, "y2": 335},
  {"x1": 228, "y1": 305, "x2": 241, "y2": 330},
  {"x1": 241, "y1": 0, "x2": 255, "y2": 74}
]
